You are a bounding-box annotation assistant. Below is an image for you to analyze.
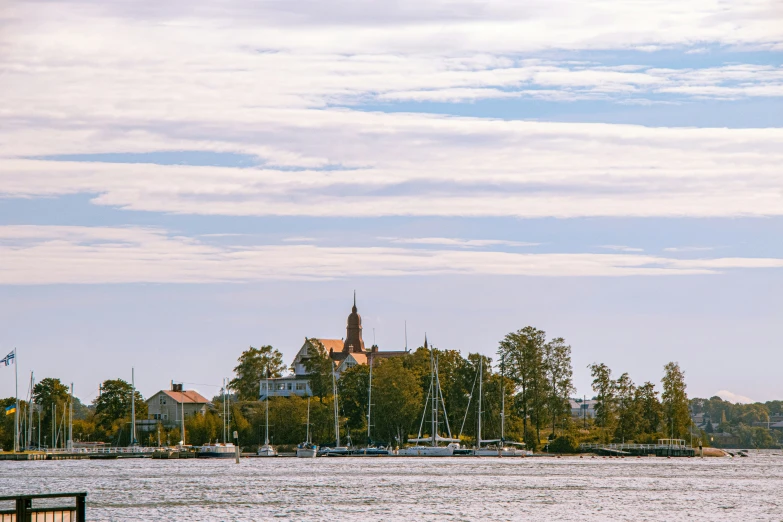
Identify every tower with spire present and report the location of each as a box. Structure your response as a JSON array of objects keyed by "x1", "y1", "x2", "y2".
[{"x1": 343, "y1": 291, "x2": 366, "y2": 353}]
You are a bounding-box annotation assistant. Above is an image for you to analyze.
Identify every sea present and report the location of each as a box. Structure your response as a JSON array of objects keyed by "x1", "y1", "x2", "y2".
[{"x1": 2, "y1": 453, "x2": 782, "y2": 521}]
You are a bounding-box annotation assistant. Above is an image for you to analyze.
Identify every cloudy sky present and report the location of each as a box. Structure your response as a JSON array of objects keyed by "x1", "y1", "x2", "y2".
[{"x1": 1, "y1": 0, "x2": 781, "y2": 403}]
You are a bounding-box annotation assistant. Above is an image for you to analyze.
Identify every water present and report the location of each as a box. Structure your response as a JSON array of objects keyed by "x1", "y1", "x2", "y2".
[{"x1": 2, "y1": 455, "x2": 782, "y2": 521}]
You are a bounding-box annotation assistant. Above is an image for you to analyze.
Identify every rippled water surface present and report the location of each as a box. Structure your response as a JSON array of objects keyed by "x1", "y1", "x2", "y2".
[{"x1": 3, "y1": 454, "x2": 783, "y2": 521}]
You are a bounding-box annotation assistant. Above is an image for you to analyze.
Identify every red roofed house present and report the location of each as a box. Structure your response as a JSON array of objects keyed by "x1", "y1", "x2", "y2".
[{"x1": 146, "y1": 383, "x2": 210, "y2": 428}]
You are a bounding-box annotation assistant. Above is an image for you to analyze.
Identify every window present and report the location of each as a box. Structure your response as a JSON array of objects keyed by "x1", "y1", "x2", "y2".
[
  {"x1": 287, "y1": 383, "x2": 292, "y2": 391},
  {"x1": 159, "y1": 396, "x2": 166, "y2": 405},
  {"x1": 278, "y1": 383, "x2": 286, "y2": 391},
  {"x1": 162, "y1": 414, "x2": 168, "y2": 420},
  {"x1": 261, "y1": 383, "x2": 266, "y2": 390},
  {"x1": 296, "y1": 383, "x2": 305, "y2": 391}
]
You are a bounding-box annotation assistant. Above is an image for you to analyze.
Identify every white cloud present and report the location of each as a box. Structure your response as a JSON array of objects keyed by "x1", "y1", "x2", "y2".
[
  {"x1": 382, "y1": 237, "x2": 539, "y2": 248},
  {"x1": 600, "y1": 245, "x2": 645, "y2": 252},
  {"x1": 2, "y1": 226, "x2": 783, "y2": 284},
  {"x1": 716, "y1": 390, "x2": 754, "y2": 404},
  {"x1": 3, "y1": 117, "x2": 783, "y2": 219},
  {"x1": 663, "y1": 246, "x2": 715, "y2": 252}
]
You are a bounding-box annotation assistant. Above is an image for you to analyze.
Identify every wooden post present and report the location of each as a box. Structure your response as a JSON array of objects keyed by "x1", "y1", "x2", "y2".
[
  {"x1": 234, "y1": 430, "x2": 240, "y2": 464},
  {"x1": 16, "y1": 497, "x2": 30, "y2": 522}
]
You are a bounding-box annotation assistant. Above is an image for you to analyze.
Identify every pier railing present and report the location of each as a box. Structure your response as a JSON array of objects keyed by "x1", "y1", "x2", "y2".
[
  {"x1": 0, "y1": 492, "x2": 86, "y2": 522},
  {"x1": 45, "y1": 447, "x2": 157, "y2": 455},
  {"x1": 579, "y1": 443, "x2": 658, "y2": 451}
]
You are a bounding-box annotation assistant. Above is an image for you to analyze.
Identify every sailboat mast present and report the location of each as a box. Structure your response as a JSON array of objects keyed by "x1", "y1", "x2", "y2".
[
  {"x1": 130, "y1": 369, "x2": 137, "y2": 446},
  {"x1": 306, "y1": 397, "x2": 311, "y2": 443},
  {"x1": 367, "y1": 356, "x2": 373, "y2": 445},
  {"x1": 68, "y1": 382, "x2": 73, "y2": 450},
  {"x1": 265, "y1": 369, "x2": 270, "y2": 445},
  {"x1": 500, "y1": 356, "x2": 505, "y2": 443},
  {"x1": 27, "y1": 372, "x2": 34, "y2": 449},
  {"x1": 430, "y1": 341, "x2": 436, "y2": 447},
  {"x1": 477, "y1": 358, "x2": 482, "y2": 448},
  {"x1": 332, "y1": 362, "x2": 340, "y2": 447}
]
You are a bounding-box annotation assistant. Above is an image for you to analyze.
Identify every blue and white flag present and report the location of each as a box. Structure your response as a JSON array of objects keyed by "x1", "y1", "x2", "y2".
[{"x1": 0, "y1": 350, "x2": 14, "y2": 367}]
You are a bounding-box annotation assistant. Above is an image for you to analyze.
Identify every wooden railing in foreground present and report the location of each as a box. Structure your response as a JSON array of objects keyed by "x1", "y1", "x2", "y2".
[{"x1": 0, "y1": 492, "x2": 86, "y2": 522}]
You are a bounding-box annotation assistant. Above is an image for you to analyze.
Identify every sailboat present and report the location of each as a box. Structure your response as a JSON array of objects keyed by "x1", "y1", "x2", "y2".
[
  {"x1": 473, "y1": 357, "x2": 528, "y2": 457},
  {"x1": 257, "y1": 368, "x2": 278, "y2": 457},
  {"x1": 320, "y1": 360, "x2": 352, "y2": 456},
  {"x1": 296, "y1": 397, "x2": 318, "y2": 458},
  {"x1": 399, "y1": 337, "x2": 461, "y2": 456},
  {"x1": 296, "y1": 397, "x2": 318, "y2": 459},
  {"x1": 199, "y1": 379, "x2": 236, "y2": 458},
  {"x1": 358, "y1": 355, "x2": 389, "y2": 456}
]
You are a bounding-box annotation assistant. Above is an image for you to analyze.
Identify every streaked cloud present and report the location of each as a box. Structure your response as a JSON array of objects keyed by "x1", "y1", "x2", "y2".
[
  {"x1": 663, "y1": 246, "x2": 715, "y2": 252},
  {"x1": 600, "y1": 245, "x2": 645, "y2": 253},
  {"x1": 3, "y1": 226, "x2": 783, "y2": 284},
  {"x1": 381, "y1": 237, "x2": 539, "y2": 248}
]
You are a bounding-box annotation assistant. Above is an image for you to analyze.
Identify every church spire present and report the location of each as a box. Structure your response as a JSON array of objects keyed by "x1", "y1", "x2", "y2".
[{"x1": 344, "y1": 292, "x2": 365, "y2": 353}]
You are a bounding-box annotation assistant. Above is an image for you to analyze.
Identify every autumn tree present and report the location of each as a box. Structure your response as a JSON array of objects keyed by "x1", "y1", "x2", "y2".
[
  {"x1": 589, "y1": 363, "x2": 616, "y2": 441},
  {"x1": 372, "y1": 357, "x2": 423, "y2": 446},
  {"x1": 32, "y1": 377, "x2": 71, "y2": 429},
  {"x1": 93, "y1": 379, "x2": 147, "y2": 431},
  {"x1": 635, "y1": 381, "x2": 662, "y2": 436},
  {"x1": 661, "y1": 362, "x2": 690, "y2": 439},
  {"x1": 230, "y1": 345, "x2": 286, "y2": 401},
  {"x1": 543, "y1": 337, "x2": 574, "y2": 436},
  {"x1": 614, "y1": 373, "x2": 638, "y2": 442}
]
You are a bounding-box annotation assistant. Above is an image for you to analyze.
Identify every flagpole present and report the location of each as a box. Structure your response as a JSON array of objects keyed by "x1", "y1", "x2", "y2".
[{"x1": 14, "y1": 348, "x2": 19, "y2": 453}]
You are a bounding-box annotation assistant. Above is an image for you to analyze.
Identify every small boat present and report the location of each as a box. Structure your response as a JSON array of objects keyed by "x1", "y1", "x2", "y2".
[
  {"x1": 296, "y1": 398, "x2": 318, "y2": 458},
  {"x1": 398, "y1": 442, "x2": 458, "y2": 457},
  {"x1": 296, "y1": 441, "x2": 318, "y2": 458},
  {"x1": 257, "y1": 444, "x2": 277, "y2": 457},
  {"x1": 198, "y1": 442, "x2": 236, "y2": 458},
  {"x1": 257, "y1": 371, "x2": 278, "y2": 457}
]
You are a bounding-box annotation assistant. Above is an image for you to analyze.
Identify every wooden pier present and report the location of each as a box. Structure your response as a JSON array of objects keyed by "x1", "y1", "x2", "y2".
[{"x1": 580, "y1": 439, "x2": 696, "y2": 457}]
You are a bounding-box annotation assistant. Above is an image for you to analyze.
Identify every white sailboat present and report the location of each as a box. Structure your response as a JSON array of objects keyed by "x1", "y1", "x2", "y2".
[
  {"x1": 399, "y1": 337, "x2": 460, "y2": 456},
  {"x1": 199, "y1": 379, "x2": 236, "y2": 458},
  {"x1": 257, "y1": 368, "x2": 278, "y2": 456},
  {"x1": 296, "y1": 397, "x2": 318, "y2": 458},
  {"x1": 473, "y1": 356, "x2": 528, "y2": 457},
  {"x1": 359, "y1": 355, "x2": 389, "y2": 456},
  {"x1": 320, "y1": 361, "x2": 352, "y2": 456}
]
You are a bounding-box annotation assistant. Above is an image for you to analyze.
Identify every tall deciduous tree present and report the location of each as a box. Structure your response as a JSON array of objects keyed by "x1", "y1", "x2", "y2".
[
  {"x1": 635, "y1": 381, "x2": 662, "y2": 436},
  {"x1": 498, "y1": 326, "x2": 548, "y2": 447},
  {"x1": 372, "y1": 357, "x2": 423, "y2": 446},
  {"x1": 589, "y1": 363, "x2": 616, "y2": 441},
  {"x1": 614, "y1": 372, "x2": 638, "y2": 442},
  {"x1": 93, "y1": 379, "x2": 147, "y2": 430},
  {"x1": 337, "y1": 364, "x2": 370, "y2": 436},
  {"x1": 230, "y1": 345, "x2": 286, "y2": 401},
  {"x1": 543, "y1": 337, "x2": 574, "y2": 436},
  {"x1": 661, "y1": 362, "x2": 690, "y2": 439},
  {"x1": 32, "y1": 377, "x2": 71, "y2": 429}
]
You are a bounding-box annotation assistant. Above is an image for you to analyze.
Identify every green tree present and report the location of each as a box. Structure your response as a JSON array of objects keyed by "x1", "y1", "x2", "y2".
[
  {"x1": 230, "y1": 345, "x2": 286, "y2": 401},
  {"x1": 303, "y1": 339, "x2": 335, "y2": 401},
  {"x1": 635, "y1": 381, "x2": 661, "y2": 435},
  {"x1": 614, "y1": 373, "x2": 638, "y2": 442},
  {"x1": 93, "y1": 379, "x2": 147, "y2": 431},
  {"x1": 32, "y1": 377, "x2": 71, "y2": 430},
  {"x1": 589, "y1": 363, "x2": 616, "y2": 441},
  {"x1": 661, "y1": 362, "x2": 690, "y2": 439},
  {"x1": 498, "y1": 327, "x2": 548, "y2": 446},
  {"x1": 337, "y1": 364, "x2": 370, "y2": 437},
  {"x1": 372, "y1": 357, "x2": 423, "y2": 446},
  {"x1": 543, "y1": 337, "x2": 574, "y2": 436}
]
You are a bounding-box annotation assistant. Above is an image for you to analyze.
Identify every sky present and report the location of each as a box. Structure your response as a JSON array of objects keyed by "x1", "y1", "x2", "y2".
[{"x1": 0, "y1": 0, "x2": 782, "y2": 404}]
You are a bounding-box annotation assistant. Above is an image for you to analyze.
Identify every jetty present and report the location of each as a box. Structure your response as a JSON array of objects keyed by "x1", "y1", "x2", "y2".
[{"x1": 579, "y1": 439, "x2": 696, "y2": 457}]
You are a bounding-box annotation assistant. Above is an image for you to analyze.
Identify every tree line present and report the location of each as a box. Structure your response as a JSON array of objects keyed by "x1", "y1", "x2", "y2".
[{"x1": 6, "y1": 327, "x2": 782, "y2": 451}]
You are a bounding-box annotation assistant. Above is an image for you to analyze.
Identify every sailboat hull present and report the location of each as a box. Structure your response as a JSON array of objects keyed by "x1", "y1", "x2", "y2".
[
  {"x1": 296, "y1": 447, "x2": 318, "y2": 458},
  {"x1": 397, "y1": 446, "x2": 454, "y2": 457},
  {"x1": 257, "y1": 445, "x2": 278, "y2": 457},
  {"x1": 473, "y1": 447, "x2": 528, "y2": 457}
]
